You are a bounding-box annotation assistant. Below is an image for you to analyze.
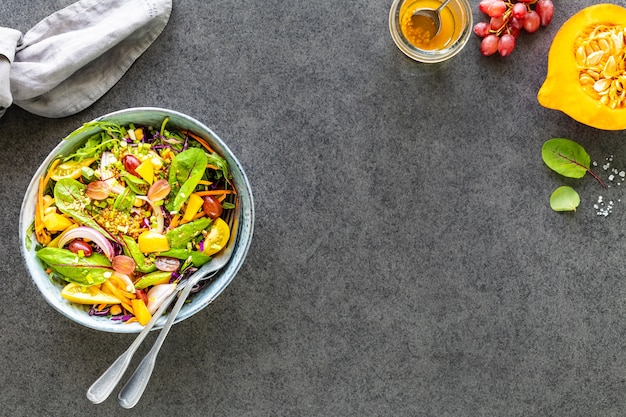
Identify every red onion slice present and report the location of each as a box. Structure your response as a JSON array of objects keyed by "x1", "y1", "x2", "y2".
[
  {"x1": 146, "y1": 283, "x2": 177, "y2": 314},
  {"x1": 57, "y1": 226, "x2": 115, "y2": 261}
]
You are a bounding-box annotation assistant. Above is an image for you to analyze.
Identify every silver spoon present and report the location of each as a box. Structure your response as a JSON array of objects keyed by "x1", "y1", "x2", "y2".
[
  {"x1": 85, "y1": 270, "x2": 217, "y2": 404},
  {"x1": 411, "y1": 0, "x2": 452, "y2": 38},
  {"x1": 117, "y1": 203, "x2": 241, "y2": 409}
]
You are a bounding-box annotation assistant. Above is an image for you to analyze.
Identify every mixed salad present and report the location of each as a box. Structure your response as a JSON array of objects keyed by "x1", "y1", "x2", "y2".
[{"x1": 30, "y1": 118, "x2": 236, "y2": 326}]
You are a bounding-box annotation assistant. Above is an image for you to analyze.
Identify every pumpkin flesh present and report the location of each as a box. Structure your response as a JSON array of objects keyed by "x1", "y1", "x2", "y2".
[{"x1": 538, "y1": 4, "x2": 626, "y2": 130}]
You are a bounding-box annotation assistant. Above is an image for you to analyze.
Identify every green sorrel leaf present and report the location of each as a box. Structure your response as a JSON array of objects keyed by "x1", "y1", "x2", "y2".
[
  {"x1": 550, "y1": 186, "x2": 580, "y2": 212},
  {"x1": 36, "y1": 247, "x2": 112, "y2": 285},
  {"x1": 542, "y1": 138, "x2": 590, "y2": 179}
]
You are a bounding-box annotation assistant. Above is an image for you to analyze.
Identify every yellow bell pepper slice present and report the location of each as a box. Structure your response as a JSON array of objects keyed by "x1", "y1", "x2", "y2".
[
  {"x1": 135, "y1": 158, "x2": 154, "y2": 184},
  {"x1": 138, "y1": 230, "x2": 170, "y2": 253},
  {"x1": 182, "y1": 193, "x2": 204, "y2": 222},
  {"x1": 43, "y1": 212, "x2": 74, "y2": 232},
  {"x1": 131, "y1": 299, "x2": 152, "y2": 325}
]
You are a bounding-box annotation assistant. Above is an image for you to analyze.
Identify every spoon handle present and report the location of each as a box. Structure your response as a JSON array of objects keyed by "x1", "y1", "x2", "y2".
[
  {"x1": 85, "y1": 289, "x2": 179, "y2": 404},
  {"x1": 117, "y1": 280, "x2": 196, "y2": 408},
  {"x1": 437, "y1": 0, "x2": 452, "y2": 11}
]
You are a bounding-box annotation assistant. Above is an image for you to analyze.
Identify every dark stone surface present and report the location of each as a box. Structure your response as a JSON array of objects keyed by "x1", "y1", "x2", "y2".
[{"x1": 3, "y1": 0, "x2": 626, "y2": 416}]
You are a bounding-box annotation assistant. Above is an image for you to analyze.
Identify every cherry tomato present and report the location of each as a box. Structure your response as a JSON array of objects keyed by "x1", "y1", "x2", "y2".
[{"x1": 202, "y1": 195, "x2": 223, "y2": 219}]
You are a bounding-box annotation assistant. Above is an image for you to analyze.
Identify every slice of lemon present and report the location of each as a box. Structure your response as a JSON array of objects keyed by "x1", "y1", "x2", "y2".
[
  {"x1": 202, "y1": 217, "x2": 230, "y2": 256},
  {"x1": 61, "y1": 282, "x2": 121, "y2": 305}
]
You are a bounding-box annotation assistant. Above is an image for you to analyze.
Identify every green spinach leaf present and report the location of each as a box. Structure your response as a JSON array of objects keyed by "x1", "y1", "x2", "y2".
[
  {"x1": 206, "y1": 152, "x2": 229, "y2": 179},
  {"x1": 167, "y1": 148, "x2": 207, "y2": 212},
  {"x1": 37, "y1": 247, "x2": 112, "y2": 285}
]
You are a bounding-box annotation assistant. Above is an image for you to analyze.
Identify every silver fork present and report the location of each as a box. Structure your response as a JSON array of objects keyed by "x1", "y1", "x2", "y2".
[
  {"x1": 117, "y1": 202, "x2": 240, "y2": 408},
  {"x1": 86, "y1": 201, "x2": 240, "y2": 405}
]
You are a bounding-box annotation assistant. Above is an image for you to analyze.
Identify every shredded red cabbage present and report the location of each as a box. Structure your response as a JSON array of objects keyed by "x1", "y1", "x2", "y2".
[{"x1": 88, "y1": 306, "x2": 111, "y2": 316}]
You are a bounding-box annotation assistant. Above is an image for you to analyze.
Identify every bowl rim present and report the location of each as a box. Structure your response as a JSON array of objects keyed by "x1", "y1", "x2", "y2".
[
  {"x1": 388, "y1": 0, "x2": 473, "y2": 63},
  {"x1": 19, "y1": 107, "x2": 255, "y2": 333}
]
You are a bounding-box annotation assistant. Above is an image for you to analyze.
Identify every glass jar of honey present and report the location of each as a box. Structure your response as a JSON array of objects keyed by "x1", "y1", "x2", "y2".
[{"x1": 389, "y1": 0, "x2": 472, "y2": 63}]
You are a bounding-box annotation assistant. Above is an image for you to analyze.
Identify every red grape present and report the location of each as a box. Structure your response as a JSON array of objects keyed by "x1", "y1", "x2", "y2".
[
  {"x1": 523, "y1": 10, "x2": 540, "y2": 33},
  {"x1": 86, "y1": 180, "x2": 111, "y2": 200},
  {"x1": 473, "y1": 22, "x2": 490, "y2": 38},
  {"x1": 508, "y1": 26, "x2": 521, "y2": 39},
  {"x1": 512, "y1": 2, "x2": 527, "y2": 19},
  {"x1": 490, "y1": 16, "x2": 505, "y2": 31},
  {"x1": 487, "y1": 0, "x2": 507, "y2": 18},
  {"x1": 122, "y1": 154, "x2": 141, "y2": 177},
  {"x1": 498, "y1": 34, "x2": 516, "y2": 56},
  {"x1": 535, "y1": 0, "x2": 554, "y2": 26},
  {"x1": 202, "y1": 195, "x2": 224, "y2": 219},
  {"x1": 155, "y1": 256, "x2": 180, "y2": 272},
  {"x1": 480, "y1": 34, "x2": 499, "y2": 56},
  {"x1": 112, "y1": 255, "x2": 136, "y2": 275},
  {"x1": 473, "y1": 0, "x2": 554, "y2": 58},
  {"x1": 479, "y1": 0, "x2": 495, "y2": 14},
  {"x1": 510, "y1": 16, "x2": 523, "y2": 30},
  {"x1": 68, "y1": 240, "x2": 93, "y2": 257}
]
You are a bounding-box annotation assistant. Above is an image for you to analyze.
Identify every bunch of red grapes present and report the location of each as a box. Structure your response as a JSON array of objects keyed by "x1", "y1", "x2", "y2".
[{"x1": 474, "y1": 0, "x2": 555, "y2": 57}]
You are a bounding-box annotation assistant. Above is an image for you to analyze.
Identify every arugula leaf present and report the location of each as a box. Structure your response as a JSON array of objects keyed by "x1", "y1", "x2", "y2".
[
  {"x1": 166, "y1": 148, "x2": 207, "y2": 212},
  {"x1": 36, "y1": 248, "x2": 112, "y2": 285},
  {"x1": 207, "y1": 152, "x2": 229, "y2": 179},
  {"x1": 64, "y1": 120, "x2": 126, "y2": 142},
  {"x1": 113, "y1": 187, "x2": 136, "y2": 212}
]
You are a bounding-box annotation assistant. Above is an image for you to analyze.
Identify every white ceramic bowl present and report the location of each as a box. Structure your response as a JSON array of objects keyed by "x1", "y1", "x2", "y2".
[{"x1": 19, "y1": 108, "x2": 254, "y2": 333}]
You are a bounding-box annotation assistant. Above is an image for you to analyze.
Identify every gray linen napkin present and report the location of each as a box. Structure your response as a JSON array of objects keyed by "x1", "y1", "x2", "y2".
[{"x1": 0, "y1": 0, "x2": 172, "y2": 118}]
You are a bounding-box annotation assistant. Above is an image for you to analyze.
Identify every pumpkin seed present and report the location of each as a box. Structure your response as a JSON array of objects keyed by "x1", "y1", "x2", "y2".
[
  {"x1": 594, "y1": 78, "x2": 612, "y2": 93},
  {"x1": 586, "y1": 50, "x2": 604, "y2": 65},
  {"x1": 576, "y1": 25, "x2": 626, "y2": 109},
  {"x1": 612, "y1": 32, "x2": 623, "y2": 50},
  {"x1": 598, "y1": 38, "x2": 611, "y2": 54},
  {"x1": 576, "y1": 46, "x2": 587, "y2": 65},
  {"x1": 587, "y1": 70, "x2": 601, "y2": 80},
  {"x1": 579, "y1": 73, "x2": 595, "y2": 85},
  {"x1": 604, "y1": 56, "x2": 618, "y2": 77}
]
